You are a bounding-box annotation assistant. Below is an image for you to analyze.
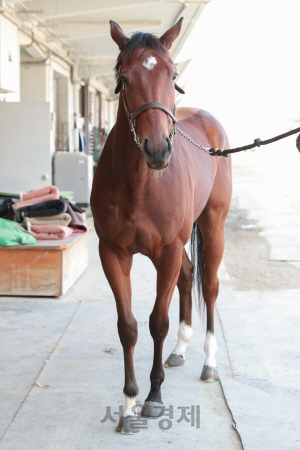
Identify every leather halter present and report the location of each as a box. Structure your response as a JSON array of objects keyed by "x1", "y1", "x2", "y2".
[
  {"x1": 115, "y1": 70, "x2": 185, "y2": 149},
  {"x1": 120, "y1": 86, "x2": 178, "y2": 150}
]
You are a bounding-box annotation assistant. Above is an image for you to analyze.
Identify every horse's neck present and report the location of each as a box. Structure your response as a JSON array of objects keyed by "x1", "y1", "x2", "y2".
[{"x1": 110, "y1": 98, "x2": 149, "y2": 190}]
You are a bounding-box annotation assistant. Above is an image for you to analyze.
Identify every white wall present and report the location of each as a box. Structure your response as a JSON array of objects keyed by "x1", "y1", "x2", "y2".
[
  {"x1": 54, "y1": 74, "x2": 76, "y2": 153},
  {"x1": 21, "y1": 63, "x2": 55, "y2": 154},
  {"x1": 21, "y1": 64, "x2": 48, "y2": 102},
  {"x1": 56, "y1": 76, "x2": 69, "y2": 152},
  {"x1": 0, "y1": 16, "x2": 20, "y2": 102}
]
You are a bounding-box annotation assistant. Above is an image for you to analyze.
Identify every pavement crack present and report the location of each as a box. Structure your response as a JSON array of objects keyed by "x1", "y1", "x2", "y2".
[
  {"x1": 0, "y1": 300, "x2": 82, "y2": 443},
  {"x1": 216, "y1": 305, "x2": 234, "y2": 378},
  {"x1": 216, "y1": 306, "x2": 245, "y2": 449},
  {"x1": 219, "y1": 379, "x2": 245, "y2": 450}
]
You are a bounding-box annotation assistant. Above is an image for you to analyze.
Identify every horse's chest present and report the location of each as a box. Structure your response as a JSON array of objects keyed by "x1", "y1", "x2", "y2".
[{"x1": 100, "y1": 204, "x2": 184, "y2": 257}]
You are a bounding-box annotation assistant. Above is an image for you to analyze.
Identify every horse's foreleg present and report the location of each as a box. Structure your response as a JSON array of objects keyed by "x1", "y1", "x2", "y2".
[
  {"x1": 164, "y1": 249, "x2": 193, "y2": 368},
  {"x1": 99, "y1": 238, "x2": 138, "y2": 434},
  {"x1": 142, "y1": 243, "x2": 182, "y2": 418}
]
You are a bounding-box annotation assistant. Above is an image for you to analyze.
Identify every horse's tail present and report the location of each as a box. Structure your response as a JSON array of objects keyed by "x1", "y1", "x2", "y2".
[{"x1": 190, "y1": 221, "x2": 205, "y2": 314}]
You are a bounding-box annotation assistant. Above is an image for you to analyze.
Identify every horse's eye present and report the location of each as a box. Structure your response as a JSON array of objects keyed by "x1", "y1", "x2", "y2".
[
  {"x1": 172, "y1": 72, "x2": 178, "y2": 81},
  {"x1": 121, "y1": 76, "x2": 128, "y2": 85}
]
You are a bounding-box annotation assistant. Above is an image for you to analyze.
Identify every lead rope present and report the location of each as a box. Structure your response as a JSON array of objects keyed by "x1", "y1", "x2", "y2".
[
  {"x1": 177, "y1": 125, "x2": 300, "y2": 157},
  {"x1": 130, "y1": 119, "x2": 300, "y2": 157}
]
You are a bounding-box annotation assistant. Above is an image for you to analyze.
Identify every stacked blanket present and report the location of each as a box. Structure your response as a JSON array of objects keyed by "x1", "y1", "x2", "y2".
[
  {"x1": 26, "y1": 214, "x2": 71, "y2": 226},
  {"x1": 14, "y1": 199, "x2": 69, "y2": 221},
  {"x1": 30, "y1": 224, "x2": 73, "y2": 240},
  {"x1": 0, "y1": 186, "x2": 87, "y2": 244},
  {"x1": 17, "y1": 185, "x2": 60, "y2": 205}
]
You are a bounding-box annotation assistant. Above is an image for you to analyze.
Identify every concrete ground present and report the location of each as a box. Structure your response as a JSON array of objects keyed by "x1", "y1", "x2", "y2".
[{"x1": 0, "y1": 138, "x2": 299, "y2": 449}]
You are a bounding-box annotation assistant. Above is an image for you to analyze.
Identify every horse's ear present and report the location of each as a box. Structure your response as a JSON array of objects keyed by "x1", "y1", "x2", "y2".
[
  {"x1": 110, "y1": 20, "x2": 129, "y2": 51},
  {"x1": 175, "y1": 83, "x2": 185, "y2": 94},
  {"x1": 159, "y1": 17, "x2": 183, "y2": 50}
]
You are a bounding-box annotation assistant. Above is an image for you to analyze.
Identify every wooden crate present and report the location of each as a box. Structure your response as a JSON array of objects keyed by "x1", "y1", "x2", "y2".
[{"x1": 0, "y1": 233, "x2": 88, "y2": 297}]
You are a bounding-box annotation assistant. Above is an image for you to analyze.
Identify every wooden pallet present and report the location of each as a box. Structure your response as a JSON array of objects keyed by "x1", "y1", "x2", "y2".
[{"x1": 0, "y1": 233, "x2": 88, "y2": 297}]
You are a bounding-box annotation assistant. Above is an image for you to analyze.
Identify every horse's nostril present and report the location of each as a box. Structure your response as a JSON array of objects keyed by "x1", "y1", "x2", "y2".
[
  {"x1": 164, "y1": 137, "x2": 172, "y2": 158},
  {"x1": 143, "y1": 139, "x2": 152, "y2": 158},
  {"x1": 159, "y1": 139, "x2": 171, "y2": 160}
]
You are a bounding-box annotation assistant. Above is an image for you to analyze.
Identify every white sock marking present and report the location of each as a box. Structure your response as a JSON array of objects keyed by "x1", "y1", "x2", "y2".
[
  {"x1": 204, "y1": 331, "x2": 218, "y2": 367},
  {"x1": 142, "y1": 56, "x2": 157, "y2": 71},
  {"x1": 172, "y1": 321, "x2": 193, "y2": 356},
  {"x1": 123, "y1": 395, "x2": 137, "y2": 417}
]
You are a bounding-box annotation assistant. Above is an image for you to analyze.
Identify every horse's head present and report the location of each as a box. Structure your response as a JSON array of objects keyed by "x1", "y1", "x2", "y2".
[{"x1": 110, "y1": 19, "x2": 184, "y2": 170}]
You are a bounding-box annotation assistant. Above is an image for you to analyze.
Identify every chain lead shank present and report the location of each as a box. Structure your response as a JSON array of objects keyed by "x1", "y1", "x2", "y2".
[{"x1": 176, "y1": 126, "x2": 211, "y2": 154}]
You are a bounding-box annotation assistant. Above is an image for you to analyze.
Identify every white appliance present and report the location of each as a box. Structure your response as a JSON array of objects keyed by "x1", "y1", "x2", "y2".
[
  {"x1": 54, "y1": 152, "x2": 93, "y2": 205},
  {"x1": 0, "y1": 102, "x2": 51, "y2": 192}
]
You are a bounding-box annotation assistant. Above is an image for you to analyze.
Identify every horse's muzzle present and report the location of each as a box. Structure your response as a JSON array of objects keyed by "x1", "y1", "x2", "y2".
[{"x1": 142, "y1": 137, "x2": 172, "y2": 170}]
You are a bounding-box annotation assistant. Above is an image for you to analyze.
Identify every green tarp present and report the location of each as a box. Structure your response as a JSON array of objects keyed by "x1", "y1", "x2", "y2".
[{"x1": 0, "y1": 218, "x2": 36, "y2": 246}]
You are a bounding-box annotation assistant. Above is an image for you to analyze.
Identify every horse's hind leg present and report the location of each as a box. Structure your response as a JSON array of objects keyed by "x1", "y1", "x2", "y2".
[
  {"x1": 164, "y1": 249, "x2": 193, "y2": 368},
  {"x1": 198, "y1": 157, "x2": 232, "y2": 382},
  {"x1": 99, "y1": 238, "x2": 139, "y2": 434}
]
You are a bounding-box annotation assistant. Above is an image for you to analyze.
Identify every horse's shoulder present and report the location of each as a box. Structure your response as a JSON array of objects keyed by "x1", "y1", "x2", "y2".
[{"x1": 177, "y1": 107, "x2": 228, "y2": 145}]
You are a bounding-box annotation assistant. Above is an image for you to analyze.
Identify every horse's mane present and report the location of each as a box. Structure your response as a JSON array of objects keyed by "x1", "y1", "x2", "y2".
[{"x1": 114, "y1": 32, "x2": 165, "y2": 80}]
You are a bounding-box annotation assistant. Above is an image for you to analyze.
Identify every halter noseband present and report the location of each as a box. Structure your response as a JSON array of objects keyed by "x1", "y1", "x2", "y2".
[
  {"x1": 116, "y1": 72, "x2": 184, "y2": 150},
  {"x1": 122, "y1": 87, "x2": 177, "y2": 150}
]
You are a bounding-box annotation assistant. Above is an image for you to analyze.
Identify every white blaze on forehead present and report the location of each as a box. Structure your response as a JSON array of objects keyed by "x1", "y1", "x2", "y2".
[{"x1": 142, "y1": 56, "x2": 157, "y2": 71}]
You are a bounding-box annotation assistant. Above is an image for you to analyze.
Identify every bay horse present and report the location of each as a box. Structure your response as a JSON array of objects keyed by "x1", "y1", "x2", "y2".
[{"x1": 91, "y1": 18, "x2": 232, "y2": 434}]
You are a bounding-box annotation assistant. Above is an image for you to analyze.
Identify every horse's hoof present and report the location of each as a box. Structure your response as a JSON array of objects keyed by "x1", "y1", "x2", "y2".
[
  {"x1": 141, "y1": 401, "x2": 165, "y2": 418},
  {"x1": 164, "y1": 352, "x2": 185, "y2": 368},
  {"x1": 115, "y1": 416, "x2": 140, "y2": 434},
  {"x1": 200, "y1": 365, "x2": 220, "y2": 382}
]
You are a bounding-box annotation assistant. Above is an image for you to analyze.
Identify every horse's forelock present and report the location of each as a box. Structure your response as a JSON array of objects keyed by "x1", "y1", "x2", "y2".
[{"x1": 114, "y1": 32, "x2": 165, "y2": 80}]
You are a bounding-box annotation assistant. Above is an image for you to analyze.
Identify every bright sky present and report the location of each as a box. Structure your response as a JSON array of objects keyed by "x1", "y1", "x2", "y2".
[{"x1": 177, "y1": 0, "x2": 300, "y2": 147}]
